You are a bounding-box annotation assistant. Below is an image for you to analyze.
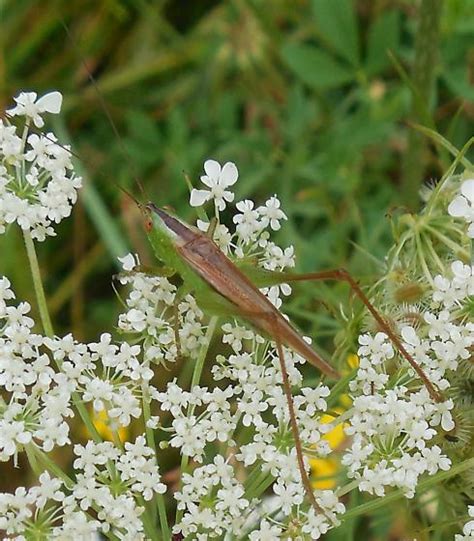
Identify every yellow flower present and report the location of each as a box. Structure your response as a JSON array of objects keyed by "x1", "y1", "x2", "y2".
[
  {"x1": 310, "y1": 409, "x2": 346, "y2": 489},
  {"x1": 81, "y1": 409, "x2": 129, "y2": 442},
  {"x1": 310, "y1": 354, "x2": 358, "y2": 489}
]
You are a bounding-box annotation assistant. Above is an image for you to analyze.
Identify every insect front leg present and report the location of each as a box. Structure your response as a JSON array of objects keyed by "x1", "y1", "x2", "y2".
[
  {"x1": 172, "y1": 287, "x2": 187, "y2": 363},
  {"x1": 280, "y1": 268, "x2": 442, "y2": 402}
]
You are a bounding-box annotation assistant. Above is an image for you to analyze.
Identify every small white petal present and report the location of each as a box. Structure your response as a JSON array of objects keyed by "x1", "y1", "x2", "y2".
[
  {"x1": 203, "y1": 159, "x2": 221, "y2": 180},
  {"x1": 118, "y1": 253, "x2": 137, "y2": 271},
  {"x1": 33, "y1": 115, "x2": 45, "y2": 128},
  {"x1": 460, "y1": 178, "x2": 474, "y2": 202},
  {"x1": 401, "y1": 326, "x2": 418, "y2": 345},
  {"x1": 220, "y1": 162, "x2": 238, "y2": 186},
  {"x1": 448, "y1": 195, "x2": 469, "y2": 217},
  {"x1": 216, "y1": 198, "x2": 227, "y2": 211},
  {"x1": 441, "y1": 413, "x2": 455, "y2": 432},
  {"x1": 36, "y1": 91, "x2": 63, "y2": 114},
  {"x1": 190, "y1": 189, "x2": 211, "y2": 207}
]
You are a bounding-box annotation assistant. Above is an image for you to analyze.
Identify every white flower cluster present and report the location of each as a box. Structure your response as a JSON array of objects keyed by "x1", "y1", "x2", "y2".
[
  {"x1": 448, "y1": 178, "x2": 474, "y2": 237},
  {"x1": 0, "y1": 277, "x2": 73, "y2": 462},
  {"x1": 44, "y1": 331, "x2": 150, "y2": 429},
  {"x1": 117, "y1": 253, "x2": 208, "y2": 365},
  {"x1": 173, "y1": 456, "x2": 250, "y2": 538},
  {"x1": 0, "y1": 274, "x2": 154, "y2": 467},
  {"x1": 0, "y1": 436, "x2": 165, "y2": 540},
  {"x1": 72, "y1": 437, "x2": 166, "y2": 536},
  {"x1": 0, "y1": 91, "x2": 81, "y2": 240},
  {"x1": 455, "y1": 505, "x2": 474, "y2": 541},
  {"x1": 343, "y1": 175, "x2": 474, "y2": 502}
]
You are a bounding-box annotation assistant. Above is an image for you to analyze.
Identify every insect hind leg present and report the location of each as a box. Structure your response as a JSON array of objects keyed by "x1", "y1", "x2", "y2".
[
  {"x1": 281, "y1": 267, "x2": 442, "y2": 402},
  {"x1": 260, "y1": 311, "x2": 323, "y2": 515}
]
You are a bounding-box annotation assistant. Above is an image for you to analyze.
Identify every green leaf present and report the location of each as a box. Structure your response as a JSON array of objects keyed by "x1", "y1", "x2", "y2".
[
  {"x1": 366, "y1": 11, "x2": 400, "y2": 75},
  {"x1": 312, "y1": 0, "x2": 360, "y2": 66},
  {"x1": 442, "y1": 67, "x2": 474, "y2": 101},
  {"x1": 281, "y1": 44, "x2": 354, "y2": 90}
]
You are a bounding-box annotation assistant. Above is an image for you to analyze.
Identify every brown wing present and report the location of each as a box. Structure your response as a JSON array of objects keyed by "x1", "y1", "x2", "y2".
[{"x1": 177, "y1": 235, "x2": 339, "y2": 379}]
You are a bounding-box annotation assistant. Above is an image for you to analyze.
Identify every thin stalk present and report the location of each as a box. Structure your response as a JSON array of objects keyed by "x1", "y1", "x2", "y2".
[
  {"x1": 142, "y1": 381, "x2": 170, "y2": 539},
  {"x1": 425, "y1": 225, "x2": 471, "y2": 259},
  {"x1": 415, "y1": 231, "x2": 434, "y2": 286},
  {"x1": 29, "y1": 444, "x2": 74, "y2": 489},
  {"x1": 31, "y1": 446, "x2": 121, "y2": 541},
  {"x1": 23, "y1": 230, "x2": 54, "y2": 337},
  {"x1": 190, "y1": 317, "x2": 218, "y2": 389},
  {"x1": 23, "y1": 229, "x2": 102, "y2": 441},
  {"x1": 244, "y1": 467, "x2": 270, "y2": 500},
  {"x1": 251, "y1": 472, "x2": 276, "y2": 499}
]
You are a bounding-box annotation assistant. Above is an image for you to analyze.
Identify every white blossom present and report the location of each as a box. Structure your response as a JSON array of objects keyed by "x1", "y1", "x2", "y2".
[
  {"x1": 190, "y1": 159, "x2": 238, "y2": 211},
  {"x1": 1, "y1": 91, "x2": 81, "y2": 240}
]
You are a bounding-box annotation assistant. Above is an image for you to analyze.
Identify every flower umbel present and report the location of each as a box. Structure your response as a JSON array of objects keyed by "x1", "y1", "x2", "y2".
[{"x1": 1, "y1": 91, "x2": 81, "y2": 240}]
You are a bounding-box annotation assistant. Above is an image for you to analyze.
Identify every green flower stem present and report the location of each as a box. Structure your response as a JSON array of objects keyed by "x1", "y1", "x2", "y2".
[
  {"x1": 24, "y1": 443, "x2": 41, "y2": 477},
  {"x1": 23, "y1": 229, "x2": 102, "y2": 442},
  {"x1": 341, "y1": 457, "x2": 474, "y2": 522},
  {"x1": 190, "y1": 316, "x2": 219, "y2": 388},
  {"x1": 425, "y1": 225, "x2": 471, "y2": 259},
  {"x1": 30, "y1": 446, "x2": 121, "y2": 541},
  {"x1": 244, "y1": 467, "x2": 269, "y2": 499},
  {"x1": 23, "y1": 230, "x2": 54, "y2": 338},
  {"x1": 415, "y1": 231, "x2": 434, "y2": 285},
  {"x1": 251, "y1": 472, "x2": 276, "y2": 499},
  {"x1": 142, "y1": 382, "x2": 170, "y2": 540},
  {"x1": 336, "y1": 479, "x2": 360, "y2": 498},
  {"x1": 175, "y1": 316, "x2": 218, "y2": 524},
  {"x1": 136, "y1": 495, "x2": 160, "y2": 541},
  {"x1": 28, "y1": 444, "x2": 74, "y2": 489}
]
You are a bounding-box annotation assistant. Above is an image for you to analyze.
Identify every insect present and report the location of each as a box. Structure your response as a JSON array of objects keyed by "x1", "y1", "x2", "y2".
[{"x1": 137, "y1": 199, "x2": 441, "y2": 515}]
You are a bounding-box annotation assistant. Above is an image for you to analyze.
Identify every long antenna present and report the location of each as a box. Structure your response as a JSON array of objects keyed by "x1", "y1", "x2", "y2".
[{"x1": 58, "y1": 16, "x2": 147, "y2": 199}]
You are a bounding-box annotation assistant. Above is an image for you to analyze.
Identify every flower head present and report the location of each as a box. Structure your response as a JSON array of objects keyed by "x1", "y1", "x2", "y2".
[
  {"x1": 190, "y1": 159, "x2": 238, "y2": 212},
  {"x1": 1, "y1": 91, "x2": 81, "y2": 240},
  {"x1": 6, "y1": 91, "x2": 63, "y2": 128}
]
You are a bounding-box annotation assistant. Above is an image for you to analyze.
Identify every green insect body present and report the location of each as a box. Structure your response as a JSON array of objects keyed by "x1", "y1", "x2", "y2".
[{"x1": 144, "y1": 202, "x2": 340, "y2": 379}]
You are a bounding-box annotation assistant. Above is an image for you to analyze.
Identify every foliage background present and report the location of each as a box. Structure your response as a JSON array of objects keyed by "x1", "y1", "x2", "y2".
[{"x1": 0, "y1": 0, "x2": 473, "y2": 539}]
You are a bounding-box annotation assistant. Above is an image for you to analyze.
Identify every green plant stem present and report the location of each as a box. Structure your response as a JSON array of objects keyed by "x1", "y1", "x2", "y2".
[
  {"x1": 175, "y1": 316, "x2": 218, "y2": 524},
  {"x1": 191, "y1": 317, "x2": 218, "y2": 389},
  {"x1": 28, "y1": 444, "x2": 74, "y2": 489},
  {"x1": 401, "y1": 0, "x2": 443, "y2": 207},
  {"x1": 142, "y1": 382, "x2": 170, "y2": 539},
  {"x1": 29, "y1": 445, "x2": 121, "y2": 541},
  {"x1": 23, "y1": 230, "x2": 54, "y2": 337},
  {"x1": 23, "y1": 229, "x2": 102, "y2": 442}
]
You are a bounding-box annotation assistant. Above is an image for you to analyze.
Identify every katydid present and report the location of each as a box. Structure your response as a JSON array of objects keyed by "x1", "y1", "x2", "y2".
[
  {"x1": 139, "y1": 201, "x2": 442, "y2": 515},
  {"x1": 142, "y1": 202, "x2": 337, "y2": 513}
]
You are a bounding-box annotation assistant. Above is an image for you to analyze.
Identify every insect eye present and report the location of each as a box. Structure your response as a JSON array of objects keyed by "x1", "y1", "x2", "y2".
[{"x1": 145, "y1": 218, "x2": 153, "y2": 232}]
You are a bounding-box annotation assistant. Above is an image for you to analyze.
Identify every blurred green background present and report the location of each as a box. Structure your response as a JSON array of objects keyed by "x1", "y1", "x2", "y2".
[
  {"x1": 1, "y1": 1, "x2": 473, "y2": 538},
  {"x1": 1, "y1": 0, "x2": 473, "y2": 342}
]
